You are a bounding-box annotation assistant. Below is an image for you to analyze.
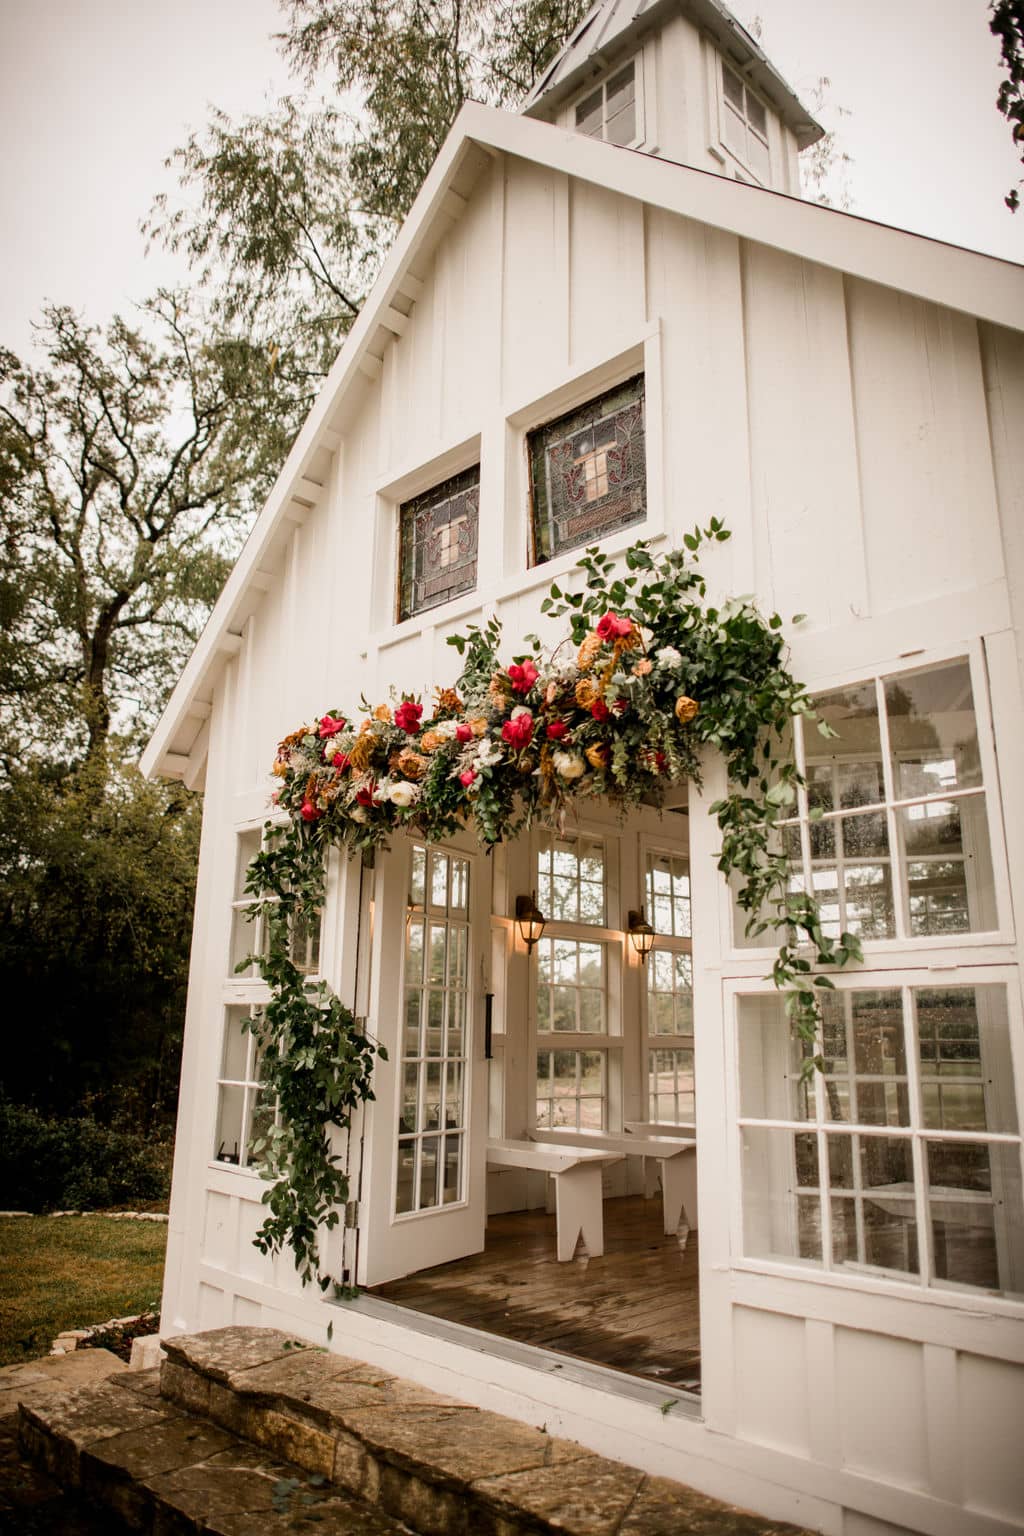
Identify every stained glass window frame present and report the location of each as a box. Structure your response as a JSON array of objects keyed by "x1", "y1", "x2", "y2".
[
  {"x1": 527, "y1": 374, "x2": 647, "y2": 566},
  {"x1": 397, "y1": 464, "x2": 480, "y2": 622}
]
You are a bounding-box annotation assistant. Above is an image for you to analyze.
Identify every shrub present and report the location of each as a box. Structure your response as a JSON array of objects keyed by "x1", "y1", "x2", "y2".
[{"x1": 0, "y1": 1098, "x2": 171, "y2": 1212}]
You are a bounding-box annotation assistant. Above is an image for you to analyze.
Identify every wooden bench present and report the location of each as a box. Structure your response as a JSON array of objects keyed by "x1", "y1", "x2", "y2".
[
  {"x1": 532, "y1": 1128, "x2": 698, "y2": 1235},
  {"x1": 486, "y1": 1137, "x2": 622, "y2": 1260}
]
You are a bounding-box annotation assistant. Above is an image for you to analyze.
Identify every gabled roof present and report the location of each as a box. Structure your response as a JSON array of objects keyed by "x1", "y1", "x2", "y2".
[
  {"x1": 140, "y1": 101, "x2": 1024, "y2": 785},
  {"x1": 521, "y1": 0, "x2": 824, "y2": 150}
]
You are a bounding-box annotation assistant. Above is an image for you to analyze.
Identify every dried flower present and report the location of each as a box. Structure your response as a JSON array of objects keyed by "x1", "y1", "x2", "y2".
[
  {"x1": 420, "y1": 730, "x2": 445, "y2": 754},
  {"x1": 435, "y1": 687, "x2": 464, "y2": 714},
  {"x1": 488, "y1": 674, "x2": 510, "y2": 710},
  {"x1": 395, "y1": 748, "x2": 428, "y2": 780},
  {"x1": 577, "y1": 633, "x2": 603, "y2": 672},
  {"x1": 675, "y1": 695, "x2": 699, "y2": 724},
  {"x1": 348, "y1": 735, "x2": 375, "y2": 773},
  {"x1": 586, "y1": 743, "x2": 610, "y2": 771},
  {"x1": 575, "y1": 677, "x2": 600, "y2": 709},
  {"x1": 469, "y1": 716, "x2": 489, "y2": 738}
]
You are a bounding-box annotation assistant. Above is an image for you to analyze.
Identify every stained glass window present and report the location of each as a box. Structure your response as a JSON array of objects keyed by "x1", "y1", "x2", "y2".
[
  {"x1": 398, "y1": 466, "x2": 479, "y2": 621},
  {"x1": 528, "y1": 375, "x2": 646, "y2": 565}
]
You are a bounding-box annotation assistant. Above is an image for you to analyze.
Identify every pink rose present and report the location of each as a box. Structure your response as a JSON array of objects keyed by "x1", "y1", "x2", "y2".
[
  {"x1": 507, "y1": 660, "x2": 539, "y2": 695},
  {"x1": 455, "y1": 722, "x2": 473, "y2": 744},
  {"x1": 501, "y1": 712, "x2": 534, "y2": 751},
  {"x1": 459, "y1": 768, "x2": 477, "y2": 787},
  {"x1": 300, "y1": 800, "x2": 320, "y2": 822},
  {"x1": 590, "y1": 699, "x2": 610, "y2": 722},
  {"x1": 596, "y1": 611, "x2": 633, "y2": 641},
  {"x1": 394, "y1": 700, "x2": 422, "y2": 734},
  {"x1": 546, "y1": 719, "x2": 568, "y2": 741},
  {"x1": 319, "y1": 713, "x2": 346, "y2": 737}
]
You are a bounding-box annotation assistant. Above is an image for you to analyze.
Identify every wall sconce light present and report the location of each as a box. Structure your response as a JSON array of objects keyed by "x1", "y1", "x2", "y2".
[
  {"x1": 515, "y1": 892, "x2": 547, "y2": 952},
  {"x1": 627, "y1": 908, "x2": 656, "y2": 962}
]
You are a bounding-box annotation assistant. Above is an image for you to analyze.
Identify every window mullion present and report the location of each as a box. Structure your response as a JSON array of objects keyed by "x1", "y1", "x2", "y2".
[
  {"x1": 903, "y1": 985, "x2": 933, "y2": 1289},
  {"x1": 874, "y1": 672, "x2": 907, "y2": 941}
]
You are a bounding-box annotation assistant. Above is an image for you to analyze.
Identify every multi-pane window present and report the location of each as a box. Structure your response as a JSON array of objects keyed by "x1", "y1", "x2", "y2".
[
  {"x1": 214, "y1": 1006, "x2": 277, "y2": 1169},
  {"x1": 575, "y1": 61, "x2": 637, "y2": 146},
  {"x1": 397, "y1": 846, "x2": 470, "y2": 1215},
  {"x1": 398, "y1": 466, "x2": 479, "y2": 622},
  {"x1": 528, "y1": 376, "x2": 646, "y2": 565},
  {"x1": 756, "y1": 658, "x2": 999, "y2": 949},
  {"x1": 231, "y1": 828, "x2": 321, "y2": 978},
  {"x1": 738, "y1": 985, "x2": 1024, "y2": 1298},
  {"x1": 536, "y1": 1050, "x2": 606, "y2": 1130},
  {"x1": 537, "y1": 833, "x2": 605, "y2": 924},
  {"x1": 645, "y1": 852, "x2": 694, "y2": 1124},
  {"x1": 536, "y1": 939, "x2": 606, "y2": 1032},
  {"x1": 534, "y1": 832, "x2": 611, "y2": 1127},
  {"x1": 721, "y1": 61, "x2": 770, "y2": 182}
]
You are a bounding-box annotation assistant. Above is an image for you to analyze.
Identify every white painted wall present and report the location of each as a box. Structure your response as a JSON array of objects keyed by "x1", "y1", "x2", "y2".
[{"x1": 162, "y1": 147, "x2": 1024, "y2": 1536}]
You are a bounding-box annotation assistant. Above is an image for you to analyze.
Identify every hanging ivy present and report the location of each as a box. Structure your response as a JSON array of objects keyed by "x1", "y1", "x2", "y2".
[{"x1": 241, "y1": 525, "x2": 862, "y2": 1285}]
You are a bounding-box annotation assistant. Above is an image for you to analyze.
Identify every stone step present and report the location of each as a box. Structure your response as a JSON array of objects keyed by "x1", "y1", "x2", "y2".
[
  {"x1": 159, "y1": 1326, "x2": 813, "y2": 1536},
  {"x1": 17, "y1": 1366, "x2": 411, "y2": 1534}
]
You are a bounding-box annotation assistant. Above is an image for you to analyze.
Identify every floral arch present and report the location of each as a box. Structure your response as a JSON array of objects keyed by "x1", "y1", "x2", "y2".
[{"x1": 241, "y1": 528, "x2": 862, "y2": 1285}]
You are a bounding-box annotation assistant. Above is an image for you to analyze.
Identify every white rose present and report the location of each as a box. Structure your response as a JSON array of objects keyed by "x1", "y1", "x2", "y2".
[
  {"x1": 389, "y1": 781, "x2": 419, "y2": 808},
  {"x1": 552, "y1": 750, "x2": 585, "y2": 780},
  {"x1": 350, "y1": 807, "x2": 368, "y2": 823},
  {"x1": 476, "y1": 738, "x2": 503, "y2": 768},
  {"x1": 510, "y1": 705, "x2": 530, "y2": 720},
  {"x1": 656, "y1": 646, "x2": 682, "y2": 669},
  {"x1": 434, "y1": 719, "x2": 460, "y2": 739}
]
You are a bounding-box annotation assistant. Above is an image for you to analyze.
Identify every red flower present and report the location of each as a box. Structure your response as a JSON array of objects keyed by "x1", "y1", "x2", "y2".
[
  {"x1": 319, "y1": 713, "x2": 346, "y2": 737},
  {"x1": 355, "y1": 782, "x2": 376, "y2": 808},
  {"x1": 455, "y1": 723, "x2": 473, "y2": 744},
  {"x1": 330, "y1": 750, "x2": 350, "y2": 770},
  {"x1": 596, "y1": 611, "x2": 633, "y2": 641},
  {"x1": 546, "y1": 719, "x2": 568, "y2": 741},
  {"x1": 501, "y1": 712, "x2": 534, "y2": 751},
  {"x1": 459, "y1": 768, "x2": 477, "y2": 788},
  {"x1": 507, "y1": 660, "x2": 539, "y2": 695},
  {"x1": 590, "y1": 699, "x2": 610, "y2": 722},
  {"x1": 612, "y1": 696, "x2": 629, "y2": 716},
  {"x1": 300, "y1": 800, "x2": 321, "y2": 822},
  {"x1": 394, "y1": 700, "x2": 422, "y2": 734}
]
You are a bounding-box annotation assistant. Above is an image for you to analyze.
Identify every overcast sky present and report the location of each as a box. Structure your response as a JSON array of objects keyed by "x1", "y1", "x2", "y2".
[{"x1": 0, "y1": 0, "x2": 1020, "y2": 362}]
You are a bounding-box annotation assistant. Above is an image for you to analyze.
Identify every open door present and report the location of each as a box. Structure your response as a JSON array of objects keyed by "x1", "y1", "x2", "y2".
[{"x1": 356, "y1": 833, "x2": 490, "y2": 1286}]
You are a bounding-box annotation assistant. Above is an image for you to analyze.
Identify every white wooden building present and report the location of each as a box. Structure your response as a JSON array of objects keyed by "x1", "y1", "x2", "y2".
[{"x1": 142, "y1": 3, "x2": 1024, "y2": 1532}]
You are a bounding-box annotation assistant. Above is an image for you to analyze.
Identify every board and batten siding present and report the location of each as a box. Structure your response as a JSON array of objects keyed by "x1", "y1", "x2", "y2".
[{"x1": 164, "y1": 150, "x2": 1024, "y2": 1536}]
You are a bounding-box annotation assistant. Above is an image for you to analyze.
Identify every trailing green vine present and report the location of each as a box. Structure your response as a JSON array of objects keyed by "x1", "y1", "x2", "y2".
[{"x1": 241, "y1": 525, "x2": 861, "y2": 1285}]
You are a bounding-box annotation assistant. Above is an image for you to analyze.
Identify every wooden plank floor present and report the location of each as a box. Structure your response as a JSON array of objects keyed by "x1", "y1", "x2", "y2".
[{"x1": 371, "y1": 1194, "x2": 701, "y2": 1392}]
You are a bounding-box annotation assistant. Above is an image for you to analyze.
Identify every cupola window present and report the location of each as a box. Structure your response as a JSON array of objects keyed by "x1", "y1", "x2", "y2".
[{"x1": 575, "y1": 60, "x2": 637, "y2": 146}]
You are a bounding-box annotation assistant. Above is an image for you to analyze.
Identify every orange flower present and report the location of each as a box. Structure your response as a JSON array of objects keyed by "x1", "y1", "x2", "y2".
[
  {"x1": 488, "y1": 674, "x2": 510, "y2": 710},
  {"x1": 420, "y1": 729, "x2": 445, "y2": 754},
  {"x1": 435, "y1": 687, "x2": 464, "y2": 715},
  {"x1": 575, "y1": 677, "x2": 600, "y2": 709},
  {"x1": 585, "y1": 743, "x2": 610, "y2": 771},
  {"x1": 632, "y1": 658, "x2": 653, "y2": 676},
  {"x1": 373, "y1": 704, "x2": 392, "y2": 723},
  {"x1": 395, "y1": 748, "x2": 429, "y2": 781},
  {"x1": 577, "y1": 633, "x2": 603, "y2": 672},
  {"x1": 675, "y1": 695, "x2": 699, "y2": 724},
  {"x1": 469, "y1": 716, "x2": 489, "y2": 738}
]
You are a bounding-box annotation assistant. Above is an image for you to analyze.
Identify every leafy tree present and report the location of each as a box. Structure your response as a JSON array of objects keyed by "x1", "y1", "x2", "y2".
[
  {"x1": 990, "y1": 0, "x2": 1024, "y2": 210},
  {"x1": 0, "y1": 295, "x2": 284, "y2": 773},
  {"x1": 0, "y1": 749, "x2": 200, "y2": 1122},
  {"x1": 146, "y1": 0, "x2": 590, "y2": 411}
]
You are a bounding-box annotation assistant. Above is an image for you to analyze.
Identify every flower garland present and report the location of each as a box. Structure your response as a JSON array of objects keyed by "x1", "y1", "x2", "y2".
[{"x1": 243, "y1": 527, "x2": 862, "y2": 1285}]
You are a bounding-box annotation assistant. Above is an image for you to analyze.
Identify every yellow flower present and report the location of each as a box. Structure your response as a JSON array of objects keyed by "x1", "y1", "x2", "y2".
[
  {"x1": 585, "y1": 743, "x2": 610, "y2": 771},
  {"x1": 373, "y1": 704, "x2": 392, "y2": 723},
  {"x1": 675, "y1": 695, "x2": 699, "y2": 724},
  {"x1": 469, "y1": 716, "x2": 489, "y2": 738}
]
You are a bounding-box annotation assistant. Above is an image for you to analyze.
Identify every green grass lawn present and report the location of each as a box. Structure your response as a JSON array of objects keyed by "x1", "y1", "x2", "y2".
[{"x1": 0, "y1": 1216, "x2": 167, "y2": 1366}]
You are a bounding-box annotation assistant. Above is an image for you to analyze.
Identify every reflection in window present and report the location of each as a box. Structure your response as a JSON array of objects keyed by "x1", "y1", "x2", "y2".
[
  {"x1": 649, "y1": 1047, "x2": 694, "y2": 1125},
  {"x1": 398, "y1": 466, "x2": 479, "y2": 621},
  {"x1": 738, "y1": 986, "x2": 1024, "y2": 1298},
  {"x1": 537, "y1": 833, "x2": 605, "y2": 925},
  {"x1": 575, "y1": 60, "x2": 637, "y2": 146},
  {"x1": 529, "y1": 376, "x2": 646, "y2": 565},
  {"x1": 214, "y1": 1006, "x2": 276, "y2": 1170},
  {"x1": 536, "y1": 938, "x2": 605, "y2": 1032},
  {"x1": 536, "y1": 1050, "x2": 605, "y2": 1130},
  {"x1": 397, "y1": 845, "x2": 470, "y2": 1215},
  {"x1": 231, "y1": 828, "x2": 321, "y2": 978},
  {"x1": 644, "y1": 850, "x2": 695, "y2": 1122},
  {"x1": 759, "y1": 657, "x2": 999, "y2": 948}
]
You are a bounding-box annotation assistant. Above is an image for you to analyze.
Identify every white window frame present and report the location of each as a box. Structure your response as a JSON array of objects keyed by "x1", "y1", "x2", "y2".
[
  {"x1": 212, "y1": 1003, "x2": 279, "y2": 1172},
  {"x1": 727, "y1": 966, "x2": 1024, "y2": 1315},
  {"x1": 643, "y1": 844, "x2": 695, "y2": 1127},
  {"x1": 531, "y1": 824, "x2": 625, "y2": 1133},
  {"x1": 229, "y1": 821, "x2": 323, "y2": 984},
  {"x1": 569, "y1": 53, "x2": 645, "y2": 149},
  {"x1": 716, "y1": 58, "x2": 772, "y2": 186},
  {"x1": 728, "y1": 641, "x2": 1014, "y2": 961}
]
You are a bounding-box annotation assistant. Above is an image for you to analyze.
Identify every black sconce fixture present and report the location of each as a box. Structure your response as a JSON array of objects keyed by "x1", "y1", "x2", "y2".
[
  {"x1": 627, "y1": 908, "x2": 656, "y2": 962},
  {"x1": 515, "y1": 892, "x2": 547, "y2": 952}
]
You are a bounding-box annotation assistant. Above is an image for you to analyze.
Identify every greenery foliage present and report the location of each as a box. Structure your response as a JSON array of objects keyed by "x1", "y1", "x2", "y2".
[
  {"x1": 990, "y1": 0, "x2": 1024, "y2": 211},
  {"x1": 0, "y1": 1098, "x2": 172, "y2": 1214},
  {"x1": 246, "y1": 531, "x2": 862, "y2": 1285}
]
